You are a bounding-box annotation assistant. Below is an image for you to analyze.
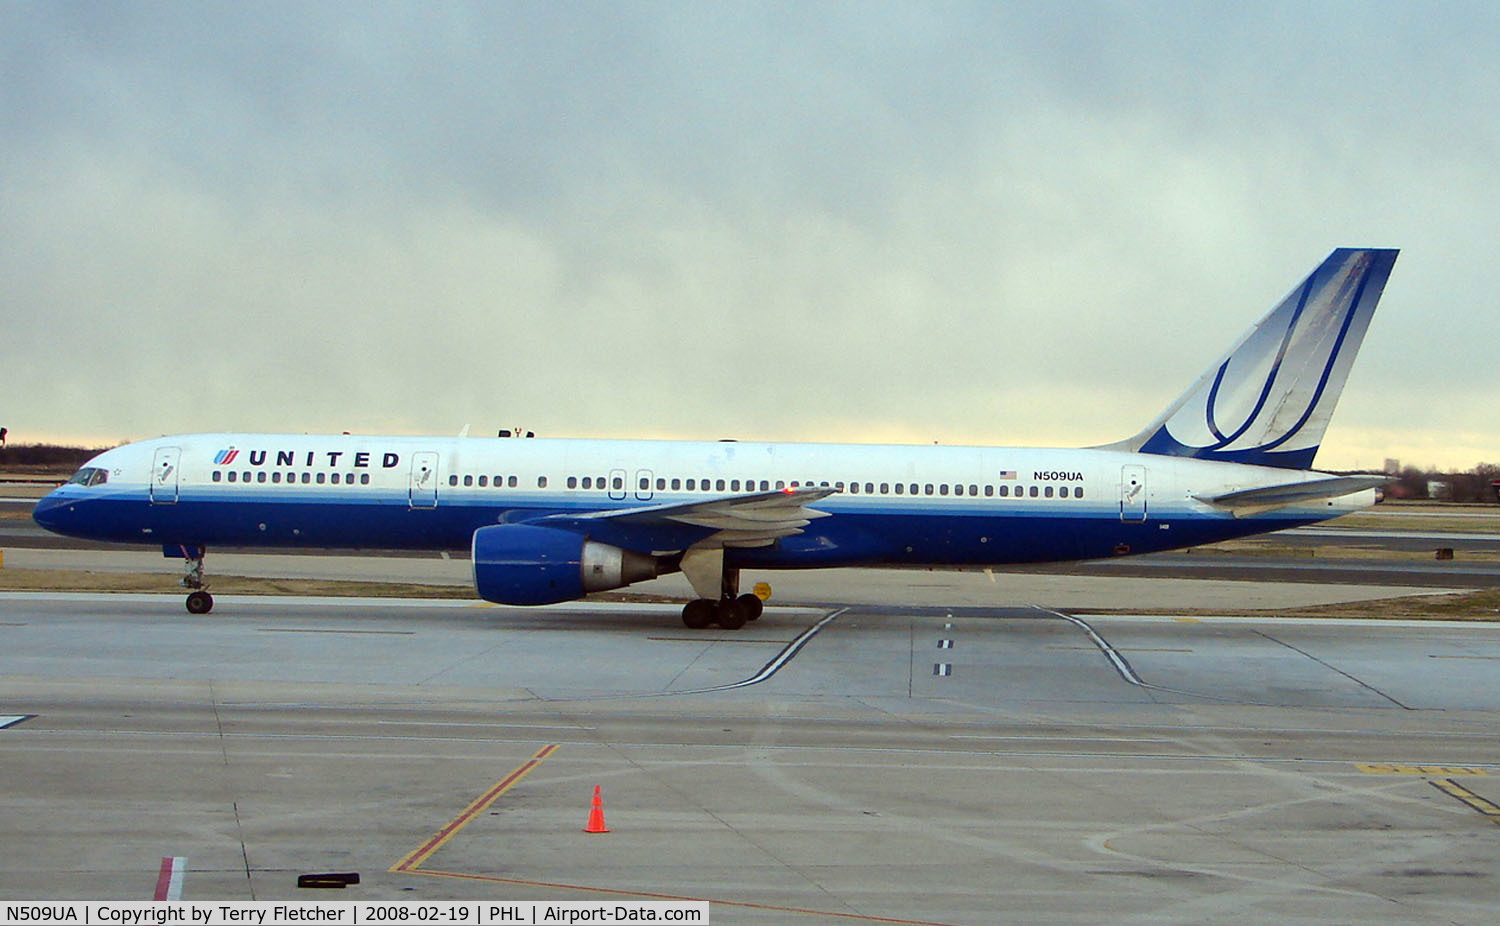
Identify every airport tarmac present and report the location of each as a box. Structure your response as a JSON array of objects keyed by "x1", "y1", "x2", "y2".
[{"x1": 3, "y1": 568, "x2": 1500, "y2": 923}]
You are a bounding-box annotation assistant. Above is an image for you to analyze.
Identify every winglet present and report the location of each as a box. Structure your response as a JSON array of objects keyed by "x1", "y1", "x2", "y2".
[{"x1": 1101, "y1": 249, "x2": 1398, "y2": 469}]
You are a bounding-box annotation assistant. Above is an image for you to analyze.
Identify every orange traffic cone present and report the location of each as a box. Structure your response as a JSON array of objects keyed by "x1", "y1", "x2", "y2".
[{"x1": 583, "y1": 785, "x2": 610, "y2": 833}]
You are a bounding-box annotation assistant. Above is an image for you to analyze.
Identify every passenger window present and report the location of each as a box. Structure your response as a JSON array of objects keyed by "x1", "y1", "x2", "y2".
[
  {"x1": 1029, "y1": 486, "x2": 1038, "y2": 497},
  {"x1": 969, "y1": 484, "x2": 978, "y2": 496},
  {"x1": 257, "y1": 472, "x2": 267, "y2": 483},
  {"x1": 613, "y1": 476, "x2": 623, "y2": 490},
  {"x1": 212, "y1": 471, "x2": 222, "y2": 483},
  {"x1": 331, "y1": 473, "x2": 341, "y2": 485},
  {"x1": 984, "y1": 485, "x2": 993, "y2": 497},
  {"x1": 731, "y1": 480, "x2": 740, "y2": 491},
  {"x1": 538, "y1": 476, "x2": 548, "y2": 488},
  {"x1": 508, "y1": 476, "x2": 517, "y2": 488},
  {"x1": 301, "y1": 473, "x2": 310, "y2": 484},
  {"x1": 939, "y1": 484, "x2": 948, "y2": 496},
  {"x1": 909, "y1": 484, "x2": 918, "y2": 495},
  {"x1": 582, "y1": 477, "x2": 592, "y2": 489},
  {"x1": 316, "y1": 473, "x2": 325, "y2": 484},
  {"x1": 272, "y1": 472, "x2": 282, "y2": 484},
  {"x1": 464, "y1": 475, "x2": 474, "y2": 487},
  {"x1": 1044, "y1": 486, "x2": 1054, "y2": 498},
  {"x1": 1075, "y1": 487, "x2": 1084, "y2": 499},
  {"x1": 895, "y1": 483, "x2": 904, "y2": 495},
  {"x1": 761, "y1": 480, "x2": 770, "y2": 491},
  {"x1": 686, "y1": 479, "x2": 696, "y2": 490},
  {"x1": 998, "y1": 485, "x2": 1008, "y2": 497},
  {"x1": 671, "y1": 478, "x2": 681, "y2": 490},
  {"x1": 776, "y1": 480, "x2": 786, "y2": 490},
  {"x1": 880, "y1": 483, "x2": 889, "y2": 494},
  {"x1": 639, "y1": 477, "x2": 649, "y2": 490},
  {"x1": 865, "y1": 483, "x2": 874, "y2": 494},
  {"x1": 448, "y1": 475, "x2": 458, "y2": 486},
  {"x1": 925, "y1": 484, "x2": 934, "y2": 495},
  {"x1": 479, "y1": 476, "x2": 488, "y2": 487},
  {"x1": 716, "y1": 479, "x2": 726, "y2": 491},
  {"x1": 656, "y1": 478, "x2": 666, "y2": 490},
  {"x1": 360, "y1": 474, "x2": 370, "y2": 485},
  {"x1": 568, "y1": 476, "x2": 578, "y2": 489}
]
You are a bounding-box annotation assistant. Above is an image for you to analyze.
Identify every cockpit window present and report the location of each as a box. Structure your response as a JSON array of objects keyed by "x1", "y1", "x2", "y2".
[{"x1": 66, "y1": 467, "x2": 109, "y2": 487}]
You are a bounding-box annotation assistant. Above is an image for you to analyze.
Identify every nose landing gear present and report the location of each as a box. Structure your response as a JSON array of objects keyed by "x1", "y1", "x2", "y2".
[{"x1": 177, "y1": 544, "x2": 214, "y2": 614}]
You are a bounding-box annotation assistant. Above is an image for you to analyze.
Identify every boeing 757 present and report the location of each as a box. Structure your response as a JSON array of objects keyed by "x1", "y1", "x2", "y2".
[{"x1": 34, "y1": 248, "x2": 1398, "y2": 629}]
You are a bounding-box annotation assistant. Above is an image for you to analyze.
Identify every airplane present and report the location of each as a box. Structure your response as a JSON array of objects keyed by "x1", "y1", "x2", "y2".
[{"x1": 33, "y1": 248, "x2": 1398, "y2": 629}]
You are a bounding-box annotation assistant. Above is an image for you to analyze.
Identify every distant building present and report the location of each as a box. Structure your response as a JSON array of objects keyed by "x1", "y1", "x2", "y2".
[{"x1": 1383, "y1": 457, "x2": 1400, "y2": 474}]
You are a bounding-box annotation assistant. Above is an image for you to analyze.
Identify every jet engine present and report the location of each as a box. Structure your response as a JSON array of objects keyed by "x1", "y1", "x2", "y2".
[{"x1": 471, "y1": 524, "x2": 660, "y2": 605}]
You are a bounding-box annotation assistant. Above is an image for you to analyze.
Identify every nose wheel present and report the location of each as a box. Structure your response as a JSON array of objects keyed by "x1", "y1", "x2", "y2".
[
  {"x1": 186, "y1": 590, "x2": 214, "y2": 614},
  {"x1": 178, "y1": 544, "x2": 214, "y2": 614}
]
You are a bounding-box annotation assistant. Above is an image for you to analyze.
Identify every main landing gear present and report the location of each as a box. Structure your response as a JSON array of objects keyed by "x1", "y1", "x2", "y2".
[
  {"x1": 678, "y1": 548, "x2": 763, "y2": 630},
  {"x1": 179, "y1": 544, "x2": 214, "y2": 614},
  {"x1": 681, "y1": 593, "x2": 763, "y2": 630}
]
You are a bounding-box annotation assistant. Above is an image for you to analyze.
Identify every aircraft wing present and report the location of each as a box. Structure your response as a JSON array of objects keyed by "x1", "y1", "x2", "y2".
[
  {"x1": 532, "y1": 486, "x2": 837, "y2": 552},
  {"x1": 1194, "y1": 475, "x2": 1389, "y2": 517}
]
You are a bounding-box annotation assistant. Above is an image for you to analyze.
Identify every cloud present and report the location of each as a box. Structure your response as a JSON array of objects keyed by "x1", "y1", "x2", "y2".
[{"x1": 2, "y1": 2, "x2": 1497, "y2": 468}]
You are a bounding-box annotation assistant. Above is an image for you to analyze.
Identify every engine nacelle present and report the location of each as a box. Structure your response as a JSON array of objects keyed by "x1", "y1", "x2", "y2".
[{"x1": 471, "y1": 524, "x2": 659, "y2": 605}]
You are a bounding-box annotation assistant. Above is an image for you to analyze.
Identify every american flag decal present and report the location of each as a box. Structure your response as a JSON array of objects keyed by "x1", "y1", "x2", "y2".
[{"x1": 998, "y1": 470, "x2": 1016, "y2": 480}]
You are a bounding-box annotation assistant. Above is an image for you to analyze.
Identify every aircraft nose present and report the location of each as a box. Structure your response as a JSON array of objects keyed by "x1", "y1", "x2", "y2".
[{"x1": 31, "y1": 490, "x2": 73, "y2": 533}]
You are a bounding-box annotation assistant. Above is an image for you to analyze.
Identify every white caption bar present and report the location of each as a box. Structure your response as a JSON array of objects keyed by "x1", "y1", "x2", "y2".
[{"x1": 3, "y1": 902, "x2": 710, "y2": 925}]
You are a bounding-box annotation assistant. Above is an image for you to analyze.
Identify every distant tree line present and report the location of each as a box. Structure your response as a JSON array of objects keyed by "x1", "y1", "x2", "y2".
[
  {"x1": 1380, "y1": 462, "x2": 1500, "y2": 503},
  {"x1": 0, "y1": 443, "x2": 112, "y2": 469}
]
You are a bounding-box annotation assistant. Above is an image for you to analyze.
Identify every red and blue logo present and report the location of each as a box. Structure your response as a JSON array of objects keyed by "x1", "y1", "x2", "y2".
[{"x1": 213, "y1": 449, "x2": 240, "y2": 465}]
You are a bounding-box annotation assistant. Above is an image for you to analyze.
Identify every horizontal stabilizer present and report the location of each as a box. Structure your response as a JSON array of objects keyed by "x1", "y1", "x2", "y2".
[{"x1": 1195, "y1": 474, "x2": 1388, "y2": 517}]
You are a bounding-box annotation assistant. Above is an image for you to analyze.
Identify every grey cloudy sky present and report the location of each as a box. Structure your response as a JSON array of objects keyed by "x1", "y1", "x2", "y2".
[{"x1": 3, "y1": 1, "x2": 1496, "y2": 470}]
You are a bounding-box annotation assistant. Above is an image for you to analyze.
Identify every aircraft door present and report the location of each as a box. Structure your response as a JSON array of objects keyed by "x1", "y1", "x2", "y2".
[
  {"x1": 635, "y1": 469, "x2": 654, "y2": 501},
  {"x1": 1120, "y1": 464, "x2": 1147, "y2": 522},
  {"x1": 409, "y1": 452, "x2": 439, "y2": 508},
  {"x1": 608, "y1": 468, "x2": 627, "y2": 501},
  {"x1": 150, "y1": 446, "x2": 181, "y2": 504}
]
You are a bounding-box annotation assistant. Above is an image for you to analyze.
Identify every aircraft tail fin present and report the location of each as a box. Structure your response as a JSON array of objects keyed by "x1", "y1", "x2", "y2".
[{"x1": 1100, "y1": 248, "x2": 1398, "y2": 470}]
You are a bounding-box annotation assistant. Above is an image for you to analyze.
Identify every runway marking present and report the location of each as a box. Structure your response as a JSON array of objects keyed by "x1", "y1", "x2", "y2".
[
  {"x1": 1428, "y1": 654, "x2": 1500, "y2": 660},
  {"x1": 1431, "y1": 779, "x2": 1500, "y2": 825},
  {"x1": 153, "y1": 856, "x2": 185, "y2": 900},
  {"x1": 1255, "y1": 631, "x2": 1414, "y2": 710},
  {"x1": 0, "y1": 715, "x2": 33, "y2": 729},
  {"x1": 1032, "y1": 606, "x2": 1144, "y2": 685},
  {"x1": 667, "y1": 608, "x2": 848, "y2": 694},
  {"x1": 390, "y1": 743, "x2": 560, "y2": 873},
  {"x1": 391, "y1": 738, "x2": 960, "y2": 924},
  {"x1": 1032, "y1": 606, "x2": 1238, "y2": 702},
  {"x1": 937, "y1": 639, "x2": 953, "y2": 649},
  {"x1": 1358, "y1": 764, "x2": 1488, "y2": 776},
  {"x1": 933, "y1": 663, "x2": 952, "y2": 677}
]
